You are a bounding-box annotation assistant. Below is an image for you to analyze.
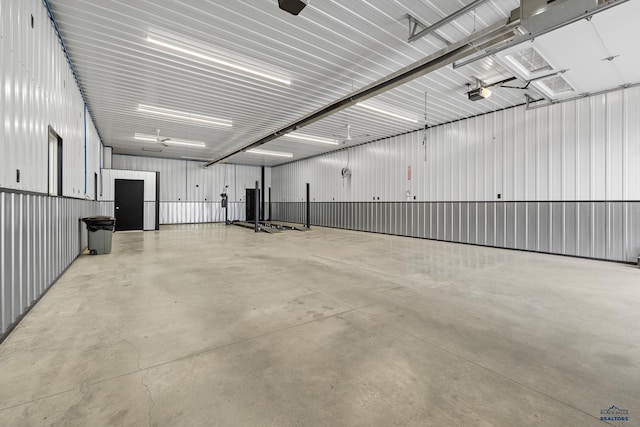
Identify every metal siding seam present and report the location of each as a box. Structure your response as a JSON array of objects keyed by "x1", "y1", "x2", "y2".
[
  {"x1": 385, "y1": 203, "x2": 391, "y2": 235},
  {"x1": 19, "y1": 194, "x2": 25, "y2": 314},
  {"x1": 400, "y1": 203, "x2": 406, "y2": 236},
  {"x1": 623, "y1": 202, "x2": 629, "y2": 261},
  {"x1": 0, "y1": 193, "x2": 5, "y2": 334},
  {"x1": 612, "y1": 202, "x2": 623, "y2": 260},
  {"x1": 461, "y1": 202, "x2": 468, "y2": 243},
  {"x1": 28, "y1": 195, "x2": 34, "y2": 306},
  {"x1": 630, "y1": 202, "x2": 640, "y2": 262},
  {"x1": 471, "y1": 202, "x2": 476, "y2": 245},
  {"x1": 10, "y1": 193, "x2": 16, "y2": 323},
  {"x1": 451, "y1": 202, "x2": 459, "y2": 242}
]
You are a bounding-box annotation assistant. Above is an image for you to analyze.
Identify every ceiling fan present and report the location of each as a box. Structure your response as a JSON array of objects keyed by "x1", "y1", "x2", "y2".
[
  {"x1": 155, "y1": 129, "x2": 171, "y2": 146},
  {"x1": 333, "y1": 124, "x2": 370, "y2": 145}
]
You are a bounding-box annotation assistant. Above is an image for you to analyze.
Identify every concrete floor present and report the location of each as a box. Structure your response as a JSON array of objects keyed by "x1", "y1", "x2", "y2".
[{"x1": 0, "y1": 224, "x2": 638, "y2": 426}]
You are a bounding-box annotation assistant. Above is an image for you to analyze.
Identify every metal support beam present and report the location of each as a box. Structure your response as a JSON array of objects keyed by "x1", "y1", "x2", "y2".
[
  {"x1": 525, "y1": 81, "x2": 640, "y2": 111},
  {"x1": 452, "y1": 0, "x2": 628, "y2": 69},
  {"x1": 204, "y1": 0, "x2": 629, "y2": 168},
  {"x1": 406, "y1": 14, "x2": 451, "y2": 45},
  {"x1": 254, "y1": 181, "x2": 260, "y2": 233},
  {"x1": 260, "y1": 166, "x2": 265, "y2": 221},
  {"x1": 204, "y1": 20, "x2": 513, "y2": 167},
  {"x1": 305, "y1": 183, "x2": 310, "y2": 229},
  {"x1": 268, "y1": 187, "x2": 272, "y2": 221},
  {"x1": 408, "y1": 0, "x2": 492, "y2": 43}
]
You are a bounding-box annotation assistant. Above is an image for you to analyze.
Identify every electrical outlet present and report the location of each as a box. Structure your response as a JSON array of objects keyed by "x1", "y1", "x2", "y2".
[{"x1": 497, "y1": 193, "x2": 501, "y2": 199}]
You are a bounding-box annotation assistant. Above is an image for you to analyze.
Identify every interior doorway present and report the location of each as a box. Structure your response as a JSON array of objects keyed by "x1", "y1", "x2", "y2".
[
  {"x1": 114, "y1": 179, "x2": 144, "y2": 231},
  {"x1": 48, "y1": 127, "x2": 63, "y2": 196}
]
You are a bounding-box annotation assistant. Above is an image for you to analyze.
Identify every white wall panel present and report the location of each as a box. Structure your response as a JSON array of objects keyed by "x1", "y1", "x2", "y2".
[
  {"x1": 99, "y1": 169, "x2": 157, "y2": 230},
  {"x1": 274, "y1": 88, "x2": 640, "y2": 204},
  {"x1": 99, "y1": 169, "x2": 156, "y2": 202},
  {"x1": 1, "y1": 0, "x2": 105, "y2": 341},
  {"x1": 0, "y1": 0, "x2": 101, "y2": 197},
  {"x1": 111, "y1": 155, "x2": 270, "y2": 223},
  {"x1": 102, "y1": 146, "x2": 112, "y2": 170},
  {"x1": 272, "y1": 87, "x2": 640, "y2": 262}
]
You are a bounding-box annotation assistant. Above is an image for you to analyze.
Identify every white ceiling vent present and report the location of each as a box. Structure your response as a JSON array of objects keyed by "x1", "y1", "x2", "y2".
[
  {"x1": 507, "y1": 47, "x2": 552, "y2": 75},
  {"x1": 537, "y1": 74, "x2": 574, "y2": 96}
]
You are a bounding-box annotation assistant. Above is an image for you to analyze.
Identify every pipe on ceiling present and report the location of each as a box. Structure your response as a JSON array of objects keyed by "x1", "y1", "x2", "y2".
[
  {"x1": 408, "y1": 0, "x2": 493, "y2": 43},
  {"x1": 207, "y1": 0, "x2": 627, "y2": 167},
  {"x1": 205, "y1": 19, "x2": 514, "y2": 167}
]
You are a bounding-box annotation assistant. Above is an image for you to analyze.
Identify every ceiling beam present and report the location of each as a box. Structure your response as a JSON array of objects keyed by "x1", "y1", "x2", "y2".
[
  {"x1": 205, "y1": 20, "x2": 514, "y2": 167},
  {"x1": 407, "y1": 0, "x2": 492, "y2": 43},
  {"x1": 452, "y1": 0, "x2": 629, "y2": 69},
  {"x1": 406, "y1": 14, "x2": 452, "y2": 46},
  {"x1": 207, "y1": 0, "x2": 629, "y2": 167}
]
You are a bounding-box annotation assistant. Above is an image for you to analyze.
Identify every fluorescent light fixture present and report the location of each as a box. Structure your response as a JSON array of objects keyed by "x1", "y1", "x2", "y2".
[
  {"x1": 181, "y1": 156, "x2": 214, "y2": 161},
  {"x1": 134, "y1": 133, "x2": 206, "y2": 148},
  {"x1": 146, "y1": 35, "x2": 291, "y2": 85},
  {"x1": 356, "y1": 102, "x2": 418, "y2": 123},
  {"x1": 283, "y1": 132, "x2": 338, "y2": 145},
  {"x1": 138, "y1": 104, "x2": 232, "y2": 128},
  {"x1": 246, "y1": 148, "x2": 293, "y2": 158}
]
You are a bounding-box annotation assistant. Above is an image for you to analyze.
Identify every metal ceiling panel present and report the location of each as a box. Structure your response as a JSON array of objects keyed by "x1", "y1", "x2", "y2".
[{"x1": 47, "y1": 0, "x2": 635, "y2": 166}]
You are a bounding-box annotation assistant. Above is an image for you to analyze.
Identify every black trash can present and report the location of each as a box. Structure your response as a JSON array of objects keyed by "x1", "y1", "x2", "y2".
[{"x1": 82, "y1": 216, "x2": 116, "y2": 255}]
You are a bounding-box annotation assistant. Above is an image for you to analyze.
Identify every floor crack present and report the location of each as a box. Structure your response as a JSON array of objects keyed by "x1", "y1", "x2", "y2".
[{"x1": 141, "y1": 370, "x2": 155, "y2": 427}]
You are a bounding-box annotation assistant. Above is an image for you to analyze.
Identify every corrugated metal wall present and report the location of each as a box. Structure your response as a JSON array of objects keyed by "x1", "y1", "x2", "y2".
[
  {"x1": 0, "y1": 0, "x2": 102, "y2": 197},
  {"x1": 272, "y1": 88, "x2": 640, "y2": 262},
  {"x1": 272, "y1": 201, "x2": 640, "y2": 262},
  {"x1": 0, "y1": 191, "x2": 101, "y2": 337},
  {"x1": 112, "y1": 155, "x2": 271, "y2": 224},
  {"x1": 0, "y1": 0, "x2": 105, "y2": 339}
]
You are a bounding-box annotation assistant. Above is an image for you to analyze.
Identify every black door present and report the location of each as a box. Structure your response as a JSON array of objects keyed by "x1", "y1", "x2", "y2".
[
  {"x1": 245, "y1": 188, "x2": 260, "y2": 222},
  {"x1": 115, "y1": 179, "x2": 144, "y2": 231}
]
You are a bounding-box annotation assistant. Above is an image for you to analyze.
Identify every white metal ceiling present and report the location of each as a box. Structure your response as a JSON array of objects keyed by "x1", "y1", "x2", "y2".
[{"x1": 48, "y1": 0, "x2": 638, "y2": 166}]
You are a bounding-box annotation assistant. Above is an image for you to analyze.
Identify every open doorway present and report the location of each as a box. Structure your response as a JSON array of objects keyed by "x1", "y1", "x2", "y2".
[{"x1": 48, "y1": 127, "x2": 63, "y2": 196}]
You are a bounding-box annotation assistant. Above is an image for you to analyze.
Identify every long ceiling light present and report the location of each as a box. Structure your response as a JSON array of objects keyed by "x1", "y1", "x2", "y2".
[
  {"x1": 283, "y1": 132, "x2": 339, "y2": 145},
  {"x1": 181, "y1": 156, "x2": 215, "y2": 161},
  {"x1": 356, "y1": 102, "x2": 418, "y2": 123},
  {"x1": 137, "y1": 104, "x2": 232, "y2": 127},
  {"x1": 134, "y1": 133, "x2": 206, "y2": 148},
  {"x1": 146, "y1": 35, "x2": 291, "y2": 86},
  {"x1": 246, "y1": 148, "x2": 293, "y2": 158}
]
